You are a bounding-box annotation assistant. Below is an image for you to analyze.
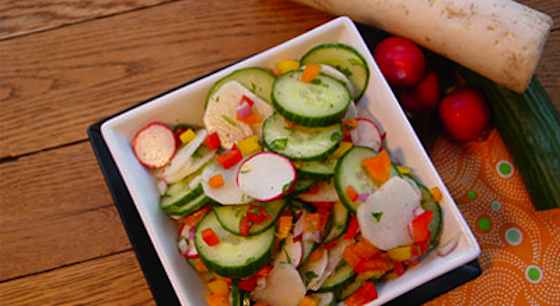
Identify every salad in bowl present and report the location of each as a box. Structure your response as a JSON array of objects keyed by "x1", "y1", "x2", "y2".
[{"x1": 130, "y1": 43, "x2": 444, "y2": 306}]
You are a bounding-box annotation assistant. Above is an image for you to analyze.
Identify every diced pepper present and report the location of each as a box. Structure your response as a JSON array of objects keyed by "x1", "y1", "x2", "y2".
[
  {"x1": 343, "y1": 245, "x2": 362, "y2": 268},
  {"x1": 275, "y1": 59, "x2": 300, "y2": 75},
  {"x1": 285, "y1": 119, "x2": 297, "y2": 129},
  {"x1": 393, "y1": 261, "x2": 405, "y2": 276},
  {"x1": 411, "y1": 240, "x2": 429, "y2": 257},
  {"x1": 238, "y1": 276, "x2": 258, "y2": 291},
  {"x1": 308, "y1": 248, "x2": 325, "y2": 262},
  {"x1": 331, "y1": 141, "x2": 353, "y2": 159},
  {"x1": 361, "y1": 150, "x2": 392, "y2": 184},
  {"x1": 352, "y1": 239, "x2": 380, "y2": 259},
  {"x1": 276, "y1": 215, "x2": 293, "y2": 240},
  {"x1": 357, "y1": 270, "x2": 386, "y2": 281},
  {"x1": 324, "y1": 239, "x2": 339, "y2": 250},
  {"x1": 202, "y1": 228, "x2": 220, "y2": 246},
  {"x1": 343, "y1": 216, "x2": 360, "y2": 240},
  {"x1": 178, "y1": 129, "x2": 197, "y2": 144},
  {"x1": 345, "y1": 281, "x2": 378, "y2": 306},
  {"x1": 410, "y1": 211, "x2": 433, "y2": 243},
  {"x1": 346, "y1": 185, "x2": 359, "y2": 202},
  {"x1": 388, "y1": 246, "x2": 413, "y2": 262},
  {"x1": 204, "y1": 132, "x2": 221, "y2": 150},
  {"x1": 247, "y1": 206, "x2": 270, "y2": 224},
  {"x1": 183, "y1": 206, "x2": 211, "y2": 227},
  {"x1": 430, "y1": 186, "x2": 443, "y2": 202},
  {"x1": 397, "y1": 165, "x2": 411, "y2": 175},
  {"x1": 239, "y1": 215, "x2": 252, "y2": 236},
  {"x1": 298, "y1": 296, "x2": 318, "y2": 306},
  {"x1": 207, "y1": 293, "x2": 229, "y2": 306},
  {"x1": 256, "y1": 265, "x2": 273, "y2": 278},
  {"x1": 300, "y1": 64, "x2": 321, "y2": 83},
  {"x1": 237, "y1": 135, "x2": 261, "y2": 156},
  {"x1": 305, "y1": 213, "x2": 321, "y2": 232},
  {"x1": 208, "y1": 174, "x2": 224, "y2": 188},
  {"x1": 217, "y1": 146, "x2": 243, "y2": 169},
  {"x1": 342, "y1": 118, "x2": 358, "y2": 129},
  {"x1": 354, "y1": 257, "x2": 393, "y2": 274},
  {"x1": 208, "y1": 279, "x2": 229, "y2": 296},
  {"x1": 193, "y1": 259, "x2": 208, "y2": 272},
  {"x1": 237, "y1": 111, "x2": 262, "y2": 125},
  {"x1": 305, "y1": 184, "x2": 321, "y2": 194},
  {"x1": 240, "y1": 95, "x2": 255, "y2": 107}
]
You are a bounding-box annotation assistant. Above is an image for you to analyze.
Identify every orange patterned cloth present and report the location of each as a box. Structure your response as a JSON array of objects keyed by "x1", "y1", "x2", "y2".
[{"x1": 425, "y1": 129, "x2": 560, "y2": 306}]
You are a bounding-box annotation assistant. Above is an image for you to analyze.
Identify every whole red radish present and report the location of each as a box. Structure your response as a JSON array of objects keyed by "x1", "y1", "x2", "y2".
[
  {"x1": 439, "y1": 88, "x2": 490, "y2": 142},
  {"x1": 375, "y1": 37, "x2": 426, "y2": 87},
  {"x1": 399, "y1": 72, "x2": 440, "y2": 112}
]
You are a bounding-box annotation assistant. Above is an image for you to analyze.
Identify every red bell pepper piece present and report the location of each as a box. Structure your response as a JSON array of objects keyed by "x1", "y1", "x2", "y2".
[
  {"x1": 345, "y1": 281, "x2": 378, "y2": 306},
  {"x1": 237, "y1": 276, "x2": 258, "y2": 291},
  {"x1": 204, "y1": 132, "x2": 221, "y2": 150},
  {"x1": 240, "y1": 95, "x2": 254, "y2": 107},
  {"x1": 217, "y1": 146, "x2": 242, "y2": 169},
  {"x1": 344, "y1": 216, "x2": 360, "y2": 240},
  {"x1": 393, "y1": 261, "x2": 405, "y2": 276},
  {"x1": 410, "y1": 211, "x2": 433, "y2": 242},
  {"x1": 201, "y1": 228, "x2": 220, "y2": 246},
  {"x1": 246, "y1": 206, "x2": 270, "y2": 224},
  {"x1": 239, "y1": 215, "x2": 252, "y2": 236}
]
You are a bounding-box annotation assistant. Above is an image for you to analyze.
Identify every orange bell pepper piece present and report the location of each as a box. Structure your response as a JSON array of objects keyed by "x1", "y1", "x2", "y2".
[
  {"x1": 300, "y1": 64, "x2": 321, "y2": 83},
  {"x1": 362, "y1": 150, "x2": 392, "y2": 184}
]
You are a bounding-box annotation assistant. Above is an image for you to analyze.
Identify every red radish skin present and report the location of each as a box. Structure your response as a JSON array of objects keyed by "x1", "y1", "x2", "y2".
[
  {"x1": 374, "y1": 37, "x2": 426, "y2": 87},
  {"x1": 399, "y1": 72, "x2": 440, "y2": 112},
  {"x1": 439, "y1": 88, "x2": 490, "y2": 142},
  {"x1": 350, "y1": 117, "x2": 383, "y2": 151},
  {"x1": 132, "y1": 122, "x2": 176, "y2": 169},
  {"x1": 236, "y1": 152, "x2": 296, "y2": 202}
]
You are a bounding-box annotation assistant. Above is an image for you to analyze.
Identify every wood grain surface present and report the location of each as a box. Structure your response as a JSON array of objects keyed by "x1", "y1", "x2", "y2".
[
  {"x1": 0, "y1": 0, "x2": 173, "y2": 40},
  {"x1": 0, "y1": 251, "x2": 154, "y2": 305},
  {"x1": 0, "y1": 0, "x2": 558, "y2": 305}
]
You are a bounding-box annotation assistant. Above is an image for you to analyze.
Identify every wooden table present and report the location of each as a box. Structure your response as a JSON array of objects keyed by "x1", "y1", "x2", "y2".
[{"x1": 0, "y1": 1, "x2": 557, "y2": 305}]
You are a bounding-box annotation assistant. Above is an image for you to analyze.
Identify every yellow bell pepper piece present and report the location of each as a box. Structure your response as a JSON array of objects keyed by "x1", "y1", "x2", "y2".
[
  {"x1": 237, "y1": 135, "x2": 261, "y2": 156},
  {"x1": 331, "y1": 141, "x2": 353, "y2": 159},
  {"x1": 357, "y1": 270, "x2": 386, "y2": 281},
  {"x1": 276, "y1": 215, "x2": 292, "y2": 240},
  {"x1": 298, "y1": 296, "x2": 318, "y2": 306},
  {"x1": 431, "y1": 186, "x2": 443, "y2": 202},
  {"x1": 397, "y1": 166, "x2": 411, "y2": 175},
  {"x1": 388, "y1": 246, "x2": 413, "y2": 262},
  {"x1": 275, "y1": 60, "x2": 300, "y2": 75},
  {"x1": 179, "y1": 129, "x2": 197, "y2": 144},
  {"x1": 208, "y1": 279, "x2": 229, "y2": 296}
]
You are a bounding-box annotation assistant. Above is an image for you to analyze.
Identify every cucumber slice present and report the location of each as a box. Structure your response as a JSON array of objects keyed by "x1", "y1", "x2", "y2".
[
  {"x1": 318, "y1": 263, "x2": 355, "y2": 293},
  {"x1": 206, "y1": 67, "x2": 275, "y2": 106},
  {"x1": 334, "y1": 147, "x2": 398, "y2": 211},
  {"x1": 301, "y1": 43, "x2": 370, "y2": 100},
  {"x1": 195, "y1": 212, "x2": 275, "y2": 278},
  {"x1": 323, "y1": 201, "x2": 349, "y2": 243},
  {"x1": 213, "y1": 200, "x2": 286, "y2": 235},
  {"x1": 263, "y1": 113, "x2": 343, "y2": 161},
  {"x1": 167, "y1": 193, "x2": 211, "y2": 217},
  {"x1": 272, "y1": 71, "x2": 352, "y2": 127},
  {"x1": 293, "y1": 176, "x2": 317, "y2": 194},
  {"x1": 160, "y1": 183, "x2": 204, "y2": 210},
  {"x1": 230, "y1": 283, "x2": 241, "y2": 306},
  {"x1": 336, "y1": 278, "x2": 364, "y2": 300},
  {"x1": 416, "y1": 181, "x2": 443, "y2": 248},
  {"x1": 296, "y1": 157, "x2": 337, "y2": 179}
]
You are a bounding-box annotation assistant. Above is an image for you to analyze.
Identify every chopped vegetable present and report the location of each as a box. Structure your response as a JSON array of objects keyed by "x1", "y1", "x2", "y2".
[
  {"x1": 277, "y1": 215, "x2": 293, "y2": 240},
  {"x1": 331, "y1": 141, "x2": 353, "y2": 159},
  {"x1": 430, "y1": 186, "x2": 442, "y2": 202},
  {"x1": 183, "y1": 207, "x2": 211, "y2": 227},
  {"x1": 217, "y1": 146, "x2": 243, "y2": 169},
  {"x1": 300, "y1": 64, "x2": 321, "y2": 83},
  {"x1": 194, "y1": 259, "x2": 208, "y2": 272},
  {"x1": 238, "y1": 275, "x2": 259, "y2": 291},
  {"x1": 361, "y1": 150, "x2": 391, "y2": 184},
  {"x1": 207, "y1": 293, "x2": 229, "y2": 306},
  {"x1": 343, "y1": 216, "x2": 359, "y2": 240},
  {"x1": 298, "y1": 296, "x2": 318, "y2": 306},
  {"x1": 179, "y1": 129, "x2": 197, "y2": 144},
  {"x1": 410, "y1": 211, "x2": 433, "y2": 243},
  {"x1": 345, "y1": 281, "x2": 378, "y2": 306},
  {"x1": 276, "y1": 60, "x2": 300, "y2": 75},
  {"x1": 202, "y1": 228, "x2": 220, "y2": 246},
  {"x1": 345, "y1": 185, "x2": 359, "y2": 202},
  {"x1": 208, "y1": 174, "x2": 225, "y2": 188},
  {"x1": 352, "y1": 239, "x2": 380, "y2": 259},
  {"x1": 208, "y1": 279, "x2": 230, "y2": 296},
  {"x1": 237, "y1": 135, "x2": 261, "y2": 156},
  {"x1": 204, "y1": 132, "x2": 221, "y2": 150},
  {"x1": 132, "y1": 122, "x2": 176, "y2": 169},
  {"x1": 354, "y1": 257, "x2": 393, "y2": 274},
  {"x1": 238, "y1": 111, "x2": 262, "y2": 125},
  {"x1": 388, "y1": 246, "x2": 413, "y2": 261}
]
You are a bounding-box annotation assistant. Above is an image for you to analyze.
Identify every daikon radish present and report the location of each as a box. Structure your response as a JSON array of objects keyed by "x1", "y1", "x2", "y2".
[{"x1": 292, "y1": 0, "x2": 553, "y2": 93}]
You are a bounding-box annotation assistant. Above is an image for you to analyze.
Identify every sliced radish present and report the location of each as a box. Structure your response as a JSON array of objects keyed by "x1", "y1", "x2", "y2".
[
  {"x1": 298, "y1": 180, "x2": 339, "y2": 203},
  {"x1": 202, "y1": 161, "x2": 252, "y2": 205},
  {"x1": 350, "y1": 117, "x2": 382, "y2": 151},
  {"x1": 276, "y1": 235, "x2": 303, "y2": 267},
  {"x1": 303, "y1": 64, "x2": 357, "y2": 98},
  {"x1": 438, "y1": 236, "x2": 460, "y2": 257},
  {"x1": 315, "y1": 239, "x2": 352, "y2": 289},
  {"x1": 357, "y1": 105, "x2": 386, "y2": 142},
  {"x1": 132, "y1": 122, "x2": 176, "y2": 168},
  {"x1": 300, "y1": 248, "x2": 329, "y2": 290},
  {"x1": 237, "y1": 152, "x2": 296, "y2": 201},
  {"x1": 161, "y1": 129, "x2": 208, "y2": 183},
  {"x1": 357, "y1": 176, "x2": 421, "y2": 250},
  {"x1": 252, "y1": 262, "x2": 306, "y2": 306}
]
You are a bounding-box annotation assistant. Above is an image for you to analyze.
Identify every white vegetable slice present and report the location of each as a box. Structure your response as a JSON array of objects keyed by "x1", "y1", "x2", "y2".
[
  {"x1": 357, "y1": 176, "x2": 421, "y2": 250},
  {"x1": 298, "y1": 180, "x2": 339, "y2": 202},
  {"x1": 276, "y1": 235, "x2": 303, "y2": 267},
  {"x1": 204, "y1": 81, "x2": 273, "y2": 148},
  {"x1": 351, "y1": 117, "x2": 382, "y2": 151},
  {"x1": 165, "y1": 149, "x2": 215, "y2": 184},
  {"x1": 300, "y1": 248, "x2": 329, "y2": 291},
  {"x1": 315, "y1": 239, "x2": 352, "y2": 289},
  {"x1": 132, "y1": 122, "x2": 176, "y2": 168},
  {"x1": 310, "y1": 292, "x2": 335, "y2": 306},
  {"x1": 303, "y1": 64, "x2": 358, "y2": 98},
  {"x1": 202, "y1": 161, "x2": 252, "y2": 205},
  {"x1": 237, "y1": 152, "x2": 296, "y2": 201},
  {"x1": 252, "y1": 262, "x2": 306, "y2": 306},
  {"x1": 161, "y1": 129, "x2": 207, "y2": 183}
]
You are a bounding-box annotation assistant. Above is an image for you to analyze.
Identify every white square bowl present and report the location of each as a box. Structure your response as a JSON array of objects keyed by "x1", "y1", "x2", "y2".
[{"x1": 101, "y1": 17, "x2": 480, "y2": 306}]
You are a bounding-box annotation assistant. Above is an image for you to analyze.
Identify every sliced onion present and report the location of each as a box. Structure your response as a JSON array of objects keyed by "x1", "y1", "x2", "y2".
[
  {"x1": 437, "y1": 236, "x2": 459, "y2": 257},
  {"x1": 303, "y1": 230, "x2": 321, "y2": 243},
  {"x1": 293, "y1": 212, "x2": 305, "y2": 241}
]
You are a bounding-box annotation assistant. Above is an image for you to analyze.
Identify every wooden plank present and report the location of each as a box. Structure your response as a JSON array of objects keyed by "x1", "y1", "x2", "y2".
[
  {"x1": 0, "y1": 251, "x2": 154, "y2": 306},
  {"x1": 0, "y1": 142, "x2": 130, "y2": 281},
  {"x1": 517, "y1": 0, "x2": 560, "y2": 30},
  {"x1": 0, "y1": 0, "x2": 173, "y2": 40},
  {"x1": 0, "y1": 0, "x2": 331, "y2": 159},
  {"x1": 536, "y1": 29, "x2": 560, "y2": 106}
]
